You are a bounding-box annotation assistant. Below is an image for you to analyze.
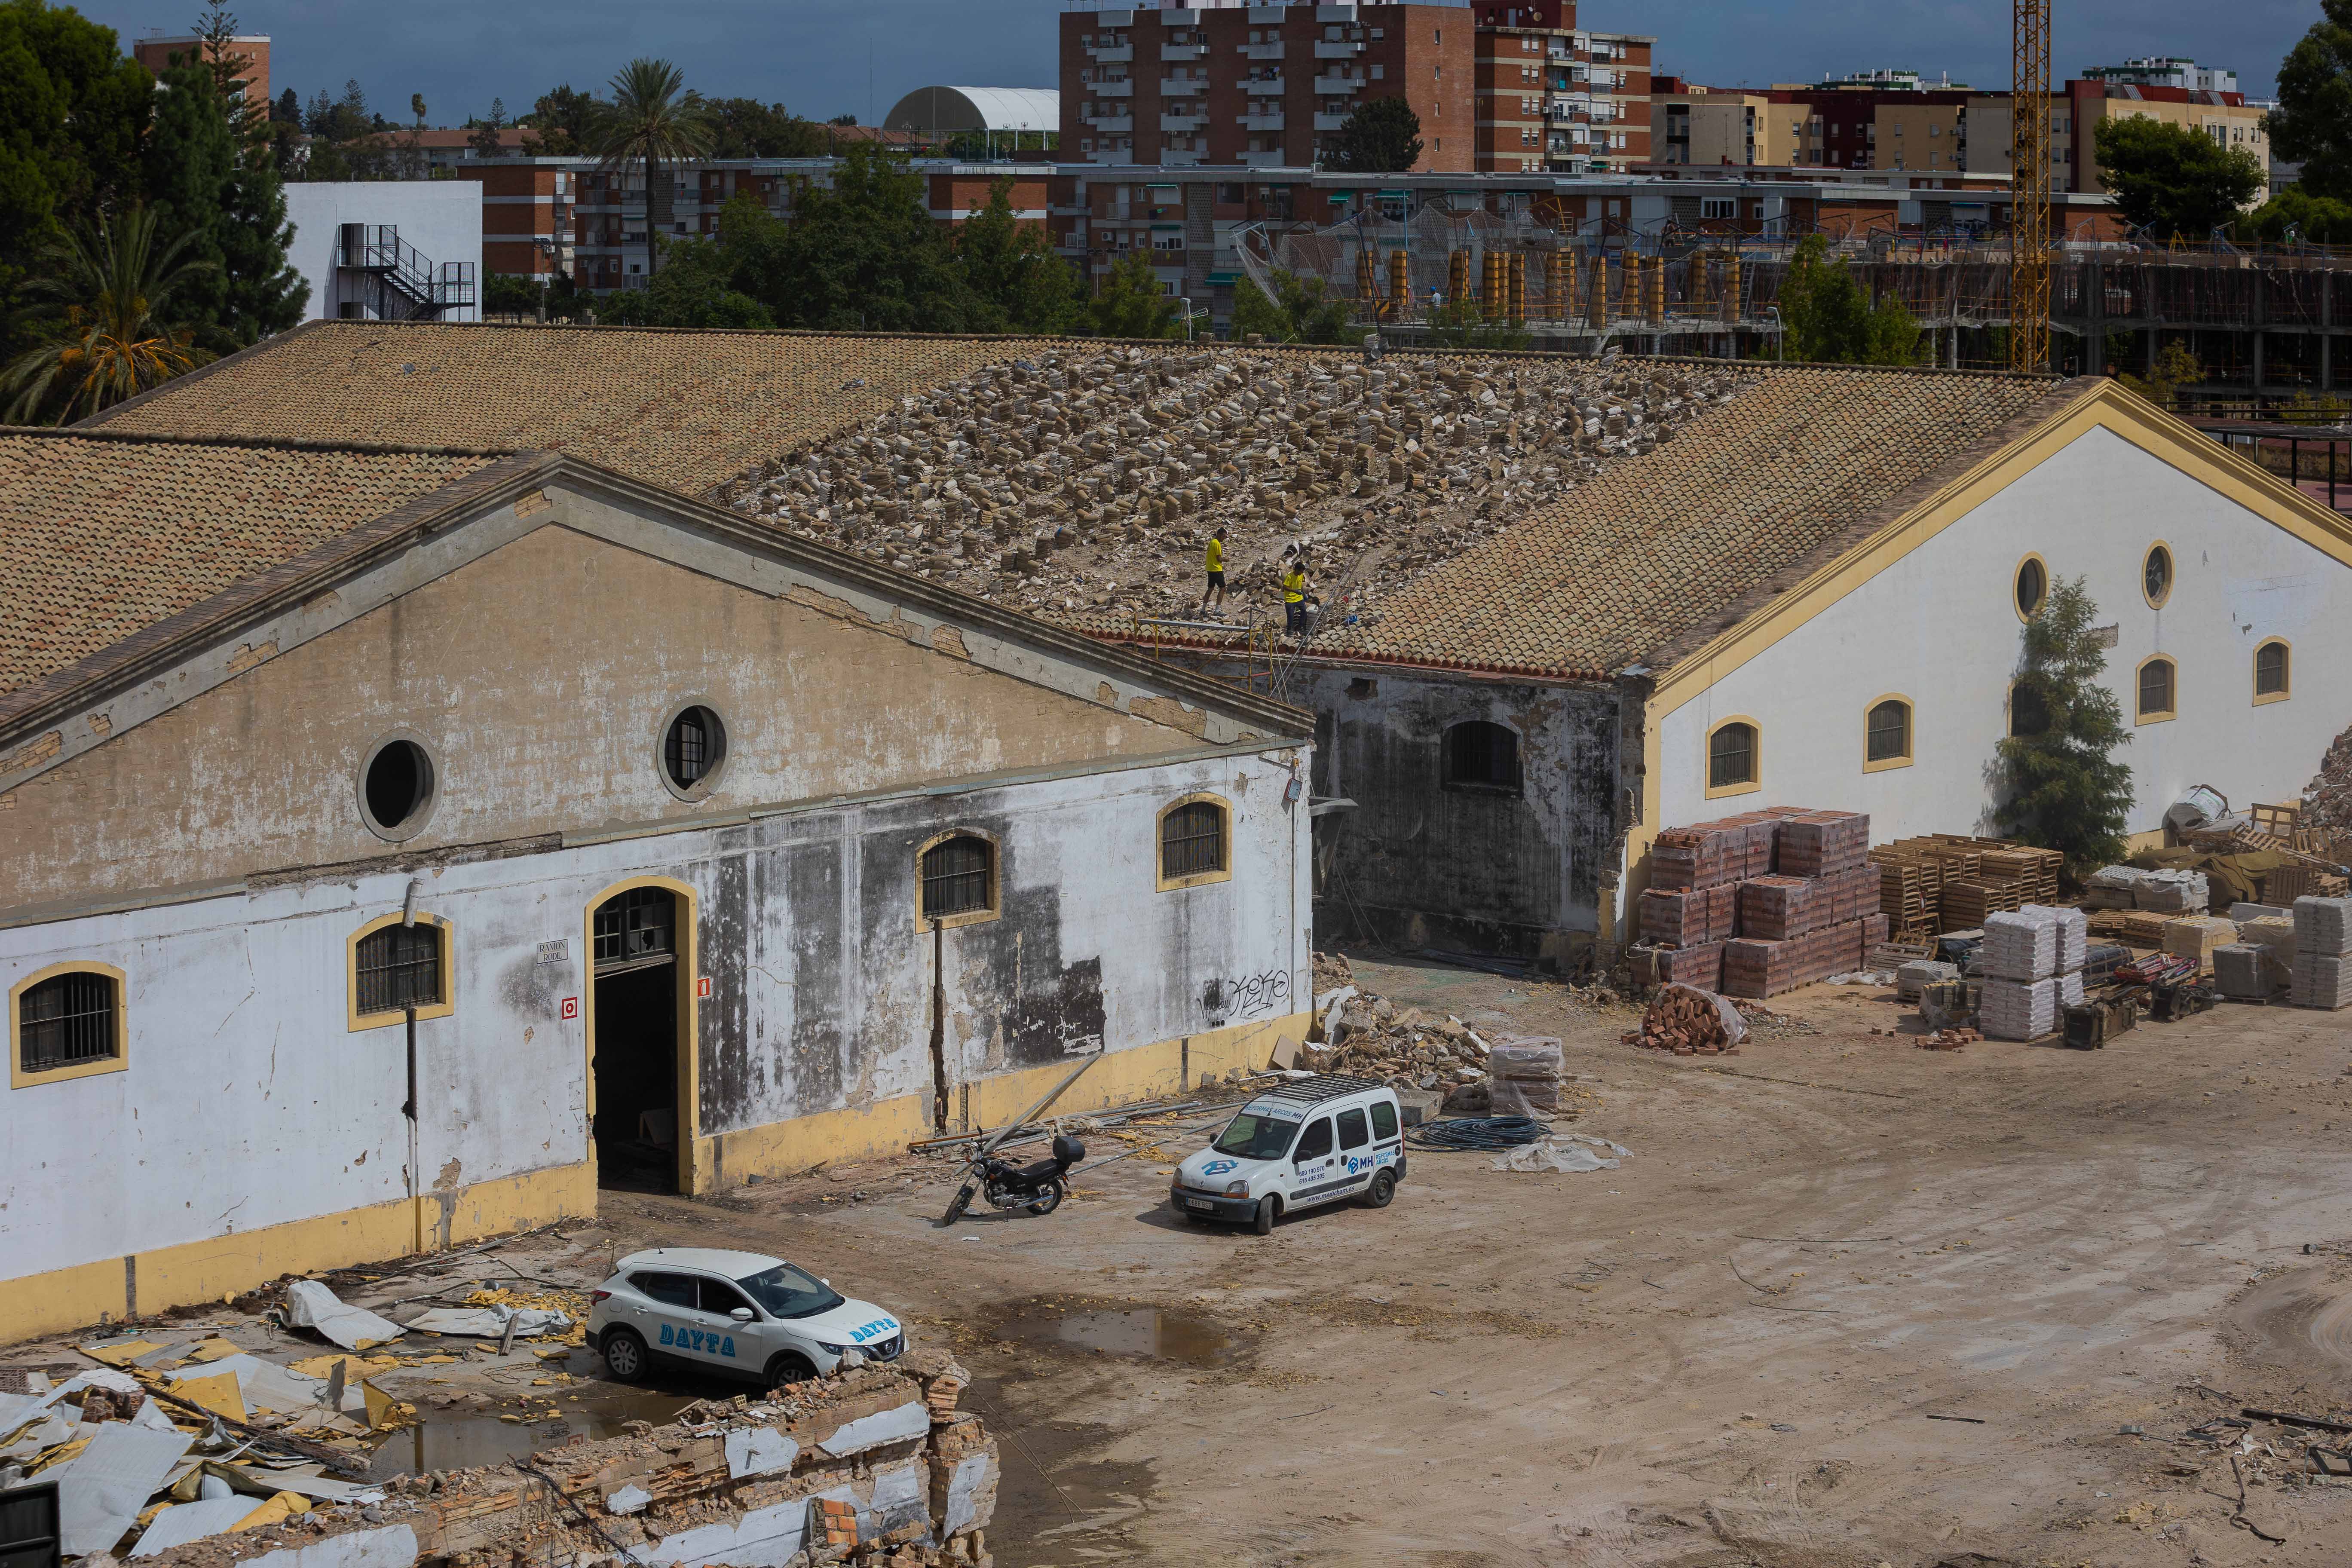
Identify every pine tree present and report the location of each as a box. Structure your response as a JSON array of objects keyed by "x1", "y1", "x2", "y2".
[
  {"x1": 143, "y1": 61, "x2": 302, "y2": 351},
  {"x1": 1994, "y1": 576, "x2": 2135, "y2": 877}
]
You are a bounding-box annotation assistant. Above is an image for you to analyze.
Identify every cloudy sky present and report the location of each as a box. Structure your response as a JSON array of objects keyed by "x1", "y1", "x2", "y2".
[{"x1": 92, "y1": 0, "x2": 2323, "y2": 127}]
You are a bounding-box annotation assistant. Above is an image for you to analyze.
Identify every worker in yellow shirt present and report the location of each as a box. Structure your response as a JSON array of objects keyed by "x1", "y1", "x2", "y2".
[
  {"x1": 1197, "y1": 526, "x2": 1228, "y2": 617},
  {"x1": 1281, "y1": 550, "x2": 1309, "y2": 636}
]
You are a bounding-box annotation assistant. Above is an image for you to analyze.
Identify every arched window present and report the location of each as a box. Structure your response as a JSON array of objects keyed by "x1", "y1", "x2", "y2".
[
  {"x1": 1159, "y1": 797, "x2": 1231, "y2": 888},
  {"x1": 1442, "y1": 721, "x2": 1521, "y2": 793},
  {"x1": 352, "y1": 919, "x2": 450, "y2": 1023},
  {"x1": 2136, "y1": 655, "x2": 2176, "y2": 723},
  {"x1": 2009, "y1": 682, "x2": 2050, "y2": 738},
  {"x1": 1707, "y1": 719, "x2": 1759, "y2": 795},
  {"x1": 920, "y1": 834, "x2": 996, "y2": 922},
  {"x1": 12, "y1": 964, "x2": 126, "y2": 1085},
  {"x1": 2254, "y1": 640, "x2": 2290, "y2": 702},
  {"x1": 1864, "y1": 697, "x2": 1912, "y2": 769}
]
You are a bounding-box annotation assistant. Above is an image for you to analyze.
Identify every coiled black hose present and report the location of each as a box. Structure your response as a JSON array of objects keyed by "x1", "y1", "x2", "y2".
[{"x1": 1405, "y1": 1115, "x2": 1550, "y2": 1150}]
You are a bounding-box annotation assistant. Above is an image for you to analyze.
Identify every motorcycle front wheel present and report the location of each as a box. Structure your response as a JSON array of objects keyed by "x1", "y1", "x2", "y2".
[
  {"x1": 943, "y1": 1178, "x2": 977, "y2": 1225},
  {"x1": 1026, "y1": 1180, "x2": 1065, "y2": 1216}
]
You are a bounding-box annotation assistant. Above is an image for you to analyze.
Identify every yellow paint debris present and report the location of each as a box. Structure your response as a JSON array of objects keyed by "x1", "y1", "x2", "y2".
[
  {"x1": 183, "y1": 1339, "x2": 244, "y2": 1363},
  {"x1": 80, "y1": 1339, "x2": 164, "y2": 1367},
  {"x1": 169, "y1": 1370, "x2": 247, "y2": 1422},
  {"x1": 232, "y1": 1492, "x2": 311, "y2": 1532}
]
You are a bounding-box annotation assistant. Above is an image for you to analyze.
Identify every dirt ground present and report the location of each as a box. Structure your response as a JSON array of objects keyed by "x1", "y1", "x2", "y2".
[{"x1": 18, "y1": 952, "x2": 2352, "y2": 1567}]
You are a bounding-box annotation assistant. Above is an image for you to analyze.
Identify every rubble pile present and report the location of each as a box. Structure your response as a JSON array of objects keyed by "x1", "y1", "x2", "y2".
[
  {"x1": 733, "y1": 346, "x2": 1749, "y2": 625},
  {"x1": 1627, "y1": 986, "x2": 1743, "y2": 1056},
  {"x1": 47, "y1": 1353, "x2": 994, "y2": 1568},
  {"x1": 1298, "y1": 993, "x2": 1494, "y2": 1097},
  {"x1": 2304, "y1": 720, "x2": 2352, "y2": 831}
]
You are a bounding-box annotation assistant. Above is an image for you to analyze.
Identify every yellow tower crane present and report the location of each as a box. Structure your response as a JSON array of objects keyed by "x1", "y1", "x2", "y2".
[{"x1": 2009, "y1": 0, "x2": 2052, "y2": 372}]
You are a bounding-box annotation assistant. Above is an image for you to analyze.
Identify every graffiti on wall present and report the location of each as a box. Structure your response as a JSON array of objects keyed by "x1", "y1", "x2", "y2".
[{"x1": 1203, "y1": 967, "x2": 1291, "y2": 1025}]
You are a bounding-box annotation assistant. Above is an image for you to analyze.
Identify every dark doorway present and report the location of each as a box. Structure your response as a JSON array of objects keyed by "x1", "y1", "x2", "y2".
[{"x1": 591, "y1": 885, "x2": 682, "y2": 1193}]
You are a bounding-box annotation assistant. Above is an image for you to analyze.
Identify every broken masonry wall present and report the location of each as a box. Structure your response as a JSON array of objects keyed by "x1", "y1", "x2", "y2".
[
  {"x1": 128, "y1": 1357, "x2": 999, "y2": 1568},
  {"x1": 0, "y1": 747, "x2": 1309, "y2": 1338},
  {"x1": 1290, "y1": 666, "x2": 1624, "y2": 970}
]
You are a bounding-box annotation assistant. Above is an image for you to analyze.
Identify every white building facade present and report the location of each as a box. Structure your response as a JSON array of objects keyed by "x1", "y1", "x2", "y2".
[{"x1": 282, "y1": 181, "x2": 483, "y2": 323}]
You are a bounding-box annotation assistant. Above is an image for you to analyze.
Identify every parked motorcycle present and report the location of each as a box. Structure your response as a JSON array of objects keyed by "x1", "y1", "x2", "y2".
[{"x1": 944, "y1": 1131, "x2": 1086, "y2": 1222}]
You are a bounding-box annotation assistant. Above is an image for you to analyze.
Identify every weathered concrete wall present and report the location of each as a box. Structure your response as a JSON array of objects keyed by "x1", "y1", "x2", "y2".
[
  {"x1": 1295, "y1": 668, "x2": 1623, "y2": 967},
  {"x1": 0, "y1": 526, "x2": 1207, "y2": 910},
  {"x1": 0, "y1": 741, "x2": 1309, "y2": 1315}
]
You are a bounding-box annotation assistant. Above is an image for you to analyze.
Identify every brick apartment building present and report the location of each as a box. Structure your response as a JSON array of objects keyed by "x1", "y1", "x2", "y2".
[
  {"x1": 1060, "y1": 2, "x2": 1645, "y2": 175},
  {"x1": 132, "y1": 29, "x2": 268, "y2": 104}
]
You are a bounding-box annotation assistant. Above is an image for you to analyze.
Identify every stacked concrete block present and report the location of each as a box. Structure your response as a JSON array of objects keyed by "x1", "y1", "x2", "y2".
[
  {"x1": 2215, "y1": 944, "x2": 2281, "y2": 1001},
  {"x1": 1775, "y1": 810, "x2": 1870, "y2": 877},
  {"x1": 2235, "y1": 916, "x2": 2299, "y2": 989},
  {"x1": 2292, "y1": 896, "x2": 2352, "y2": 1009},
  {"x1": 1736, "y1": 876, "x2": 1816, "y2": 942},
  {"x1": 1981, "y1": 977, "x2": 2061, "y2": 1040},
  {"x1": 1979, "y1": 906, "x2": 2084, "y2": 1041},
  {"x1": 2163, "y1": 916, "x2": 2241, "y2": 977}
]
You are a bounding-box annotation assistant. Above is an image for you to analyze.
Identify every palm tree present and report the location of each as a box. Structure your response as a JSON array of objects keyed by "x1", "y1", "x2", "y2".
[
  {"x1": 590, "y1": 59, "x2": 714, "y2": 280},
  {"x1": 2, "y1": 205, "x2": 217, "y2": 423}
]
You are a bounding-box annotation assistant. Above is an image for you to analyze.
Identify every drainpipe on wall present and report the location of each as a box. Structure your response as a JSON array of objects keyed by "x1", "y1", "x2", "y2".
[
  {"x1": 403, "y1": 1002, "x2": 422, "y2": 1254},
  {"x1": 929, "y1": 918, "x2": 949, "y2": 1133}
]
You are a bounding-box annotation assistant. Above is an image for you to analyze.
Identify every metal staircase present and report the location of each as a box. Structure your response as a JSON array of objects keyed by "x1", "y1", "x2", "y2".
[{"x1": 334, "y1": 224, "x2": 477, "y2": 321}]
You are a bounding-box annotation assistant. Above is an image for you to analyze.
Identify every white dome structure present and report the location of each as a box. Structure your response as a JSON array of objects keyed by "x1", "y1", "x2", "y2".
[{"x1": 884, "y1": 86, "x2": 1060, "y2": 144}]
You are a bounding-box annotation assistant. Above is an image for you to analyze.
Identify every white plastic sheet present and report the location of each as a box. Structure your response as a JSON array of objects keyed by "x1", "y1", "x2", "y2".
[
  {"x1": 52, "y1": 1422, "x2": 194, "y2": 1555},
  {"x1": 281, "y1": 1280, "x2": 405, "y2": 1350},
  {"x1": 132, "y1": 1497, "x2": 260, "y2": 1556},
  {"x1": 1494, "y1": 1133, "x2": 1633, "y2": 1174},
  {"x1": 404, "y1": 1306, "x2": 571, "y2": 1338}
]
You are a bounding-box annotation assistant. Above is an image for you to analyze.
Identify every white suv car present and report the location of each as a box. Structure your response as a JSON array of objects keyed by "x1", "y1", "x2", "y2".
[
  {"x1": 588, "y1": 1247, "x2": 904, "y2": 1387},
  {"x1": 1170, "y1": 1075, "x2": 1406, "y2": 1234}
]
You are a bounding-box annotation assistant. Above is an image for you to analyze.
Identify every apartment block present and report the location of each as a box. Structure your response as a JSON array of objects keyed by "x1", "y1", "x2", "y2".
[
  {"x1": 1062, "y1": 3, "x2": 1475, "y2": 172},
  {"x1": 1653, "y1": 82, "x2": 1801, "y2": 169},
  {"x1": 132, "y1": 30, "x2": 268, "y2": 104},
  {"x1": 1471, "y1": 1, "x2": 1651, "y2": 174}
]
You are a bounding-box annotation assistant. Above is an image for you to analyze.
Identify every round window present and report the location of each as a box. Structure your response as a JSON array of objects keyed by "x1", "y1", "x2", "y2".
[
  {"x1": 358, "y1": 735, "x2": 437, "y2": 841},
  {"x1": 2015, "y1": 556, "x2": 2047, "y2": 620},
  {"x1": 2143, "y1": 543, "x2": 2173, "y2": 607},
  {"x1": 661, "y1": 704, "x2": 728, "y2": 798}
]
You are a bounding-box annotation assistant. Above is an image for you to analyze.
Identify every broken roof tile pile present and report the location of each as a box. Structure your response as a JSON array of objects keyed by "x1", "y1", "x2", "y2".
[
  {"x1": 0, "y1": 433, "x2": 497, "y2": 698},
  {"x1": 1318, "y1": 365, "x2": 2086, "y2": 680},
  {"x1": 86, "y1": 321, "x2": 1051, "y2": 497},
  {"x1": 731, "y1": 344, "x2": 1740, "y2": 626}
]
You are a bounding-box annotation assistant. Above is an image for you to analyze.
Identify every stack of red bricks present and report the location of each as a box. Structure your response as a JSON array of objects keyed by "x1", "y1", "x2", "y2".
[{"x1": 1638, "y1": 807, "x2": 1889, "y2": 998}]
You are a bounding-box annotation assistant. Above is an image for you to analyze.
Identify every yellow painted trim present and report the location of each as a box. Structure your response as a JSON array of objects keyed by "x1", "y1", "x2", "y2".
[
  {"x1": 2013, "y1": 551, "x2": 2050, "y2": 622},
  {"x1": 0, "y1": 1159, "x2": 593, "y2": 1344},
  {"x1": 10, "y1": 960, "x2": 128, "y2": 1090},
  {"x1": 705, "y1": 1011, "x2": 1315, "y2": 1187},
  {"x1": 346, "y1": 912, "x2": 454, "y2": 1032},
  {"x1": 1703, "y1": 714, "x2": 1761, "y2": 799},
  {"x1": 1155, "y1": 791, "x2": 1235, "y2": 892},
  {"x1": 914, "y1": 827, "x2": 1002, "y2": 931},
  {"x1": 2135, "y1": 653, "x2": 2177, "y2": 725},
  {"x1": 583, "y1": 876, "x2": 701, "y2": 1197},
  {"x1": 2253, "y1": 637, "x2": 2291, "y2": 705},
  {"x1": 1647, "y1": 382, "x2": 2352, "y2": 726},
  {"x1": 2141, "y1": 539, "x2": 2174, "y2": 609},
  {"x1": 1862, "y1": 692, "x2": 1914, "y2": 773}
]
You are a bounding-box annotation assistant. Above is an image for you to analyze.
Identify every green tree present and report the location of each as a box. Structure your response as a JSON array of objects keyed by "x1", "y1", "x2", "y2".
[
  {"x1": 1421, "y1": 297, "x2": 1531, "y2": 349},
  {"x1": 589, "y1": 58, "x2": 713, "y2": 279},
  {"x1": 468, "y1": 97, "x2": 508, "y2": 158},
  {"x1": 1774, "y1": 234, "x2": 1922, "y2": 364},
  {"x1": 1078, "y1": 249, "x2": 1179, "y2": 338},
  {"x1": 2115, "y1": 339, "x2": 2202, "y2": 409},
  {"x1": 705, "y1": 97, "x2": 827, "y2": 159},
  {"x1": 1994, "y1": 577, "x2": 2135, "y2": 878},
  {"x1": 1230, "y1": 268, "x2": 1354, "y2": 344},
  {"x1": 734, "y1": 147, "x2": 979, "y2": 330},
  {"x1": 2237, "y1": 186, "x2": 2352, "y2": 244},
  {"x1": 144, "y1": 61, "x2": 302, "y2": 350},
  {"x1": 2095, "y1": 115, "x2": 2265, "y2": 240},
  {"x1": 3, "y1": 204, "x2": 215, "y2": 421},
  {"x1": 598, "y1": 233, "x2": 775, "y2": 328},
  {"x1": 2270, "y1": 0, "x2": 2352, "y2": 201},
  {"x1": 190, "y1": 3, "x2": 263, "y2": 155},
  {"x1": 522, "y1": 84, "x2": 597, "y2": 155},
  {"x1": 1323, "y1": 95, "x2": 1422, "y2": 173},
  {"x1": 953, "y1": 176, "x2": 1081, "y2": 332}
]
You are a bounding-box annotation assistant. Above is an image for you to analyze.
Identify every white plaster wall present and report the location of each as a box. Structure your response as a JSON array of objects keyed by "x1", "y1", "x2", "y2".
[
  {"x1": 282, "y1": 181, "x2": 483, "y2": 323},
  {"x1": 0, "y1": 749, "x2": 1308, "y2": 1282},
  {"x1": 1656, "y1": 426, "x2": 2352, "y2": 843}
]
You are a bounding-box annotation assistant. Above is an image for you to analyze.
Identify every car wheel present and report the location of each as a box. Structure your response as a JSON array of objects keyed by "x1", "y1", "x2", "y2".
[
  {"x1": 1026, "y1": 1180, "x2": 1064, "y2": 1216},
  {"x1": 1251, "y1": 1196, "x2": 1277, "y2": 1235},
  {"x1": 764, "y1": 1350, "x2": 818, "y2": 1389},
  {"x1": 1362, "y1": 1170, "x2": 1397, "y2": 1208},
  {"x1": 600, "y1": 1326, "x2": 650, "y2": 1383}
]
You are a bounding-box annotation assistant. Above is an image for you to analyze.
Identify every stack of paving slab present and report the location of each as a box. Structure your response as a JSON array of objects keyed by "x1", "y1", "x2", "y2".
[
  {"x1": 1636, "y1": 808, "x2": 1886, "y2": 999},
  {"x1": 1978, "y1": 905, "x2": 2088, "y2": 1041},
  {"x1": 2291, "y1": 896, "x2": 2352, "y2": 1010}
]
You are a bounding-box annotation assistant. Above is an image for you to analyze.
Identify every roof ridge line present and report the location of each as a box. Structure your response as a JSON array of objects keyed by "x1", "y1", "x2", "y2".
[{"x1": 0, "y1": 424, "x2": 523, "y2": 460}]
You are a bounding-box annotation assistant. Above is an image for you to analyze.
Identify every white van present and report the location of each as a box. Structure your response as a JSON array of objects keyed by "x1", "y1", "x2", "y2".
[{"x1": 1169, "y1": 1074, "x2": 1406, "y2": 1234}]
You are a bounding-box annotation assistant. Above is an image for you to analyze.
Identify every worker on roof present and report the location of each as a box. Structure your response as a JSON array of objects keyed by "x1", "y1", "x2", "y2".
[
  {"x1": 1197, "y1": 526, "x2": 1228, "y2": 618},
  {"x1": 1281, "y1": 549, "x2": 1309, "y2": 637}
]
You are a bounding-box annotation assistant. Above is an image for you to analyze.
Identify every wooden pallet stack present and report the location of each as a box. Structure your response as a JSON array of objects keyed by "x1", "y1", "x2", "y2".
[{"x1": 1869, "y1": 835, "x2": 2061, "y2": 934}]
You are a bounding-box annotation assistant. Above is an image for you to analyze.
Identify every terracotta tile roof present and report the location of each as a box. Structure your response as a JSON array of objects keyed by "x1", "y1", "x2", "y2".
[
  {"x1": 0, "y1": 432, "x2": 496, "y2": 697},
  {"x1": 86, "y1": 322, "x2": 1054, "y2": 497},
  {"x1": 1099, "y1": 366, "x2": 2094, "y2": 682}
]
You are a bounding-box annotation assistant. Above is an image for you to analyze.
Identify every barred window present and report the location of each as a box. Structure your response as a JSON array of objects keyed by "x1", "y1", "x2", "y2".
[
  {"x1": 2255, "y1": 640, "x2": 2289, "y2": 697},
  {"x1": 355, "y1": 922, "x2": 445, "y2": 1017},
  {"x1": 921, "y1": 835, "x2": 995, "y2": 921},
  {"x1": 2138, "y1": 657, "x2": 2176, "y2": 720},
  {"x1": 594, "y1": 886, "x2": 676, "y2": 971},
  {"x1": 17, "y1": 970, "x2": 119, "y2": 1076},
  {"x1": 1161, "y1": 800, "x2": 1228, "y2": 880},
  {"x1": 662, "y1": 706, "x2": 726, "y2": 794},
  {"x1": 1866, "y1": 700, "x2": 1910, "y2": 763},
  {"x1": 1442, "y1": 721, "x2": 1521, "y2": 793},
  {"x1": 1708, "y1": 722, "x2": 1757, "y2": 789}
]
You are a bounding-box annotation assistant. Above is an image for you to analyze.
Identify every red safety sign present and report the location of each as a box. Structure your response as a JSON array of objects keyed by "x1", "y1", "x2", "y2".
[
  {"x1": 560, "y1": 997, "x2": 579, "y2": 1020},
  {"x1": 697, "y1": 977, "x2": 713, "y2": 999}
]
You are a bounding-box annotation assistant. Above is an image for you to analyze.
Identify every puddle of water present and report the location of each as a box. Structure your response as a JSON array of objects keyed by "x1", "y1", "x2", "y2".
[
  {"x1": 998, "y1": 1306, "x2": 1232, "y2": 1368},
  {"x1": 364, "y1": 1351, "x2": 714, "y2": 1479}
]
